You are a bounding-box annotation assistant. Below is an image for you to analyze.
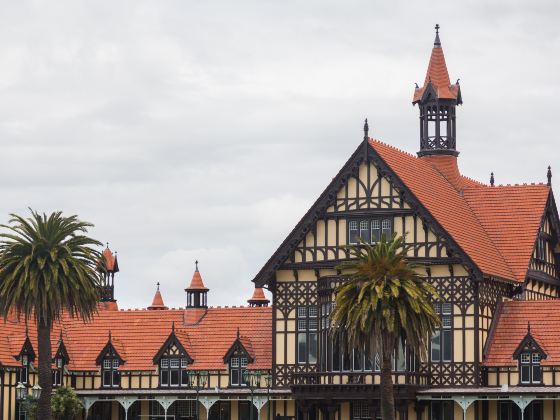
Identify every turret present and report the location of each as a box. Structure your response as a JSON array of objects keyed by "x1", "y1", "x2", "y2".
[
  {"x1": 99, "y1": 244, "x2": 119, "y2": 302},
  {"x1": 413, "y1": 24, "x2": 462, "y2": 157},
  {"x1": 185, "y1": 261, "x2": 209, "y2": 308},
  {"x1": 247, "y1": 287, "x2": 270, "y2": 307}
]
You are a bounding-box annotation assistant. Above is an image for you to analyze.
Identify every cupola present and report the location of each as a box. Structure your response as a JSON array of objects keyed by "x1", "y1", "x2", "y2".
[
  {"x1": 247, "y1": 287, "x2": 270, "y2": 307},
  {"x1": 413, "y1": 24, "x2": 462, "y2": 158},
  {"x1": 99, "y1": 243, "x2": 119, "y2": 304},
  {"x1": 185, "y1": 261, "x2": 209, "y2": 309},
  {"x1": 148, "y1": 282, "x2": 168, "y2": 310}
]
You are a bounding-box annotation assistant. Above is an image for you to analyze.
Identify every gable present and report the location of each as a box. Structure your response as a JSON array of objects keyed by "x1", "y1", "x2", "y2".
[
  {"x1": 153, "y1": 331, "x2": 193, "y2": 364},
  {"x1": 528, "y1": 197, "x2": 560, "y2": 284},
  {"x1": 252, "y1": 138, "x2": 482, "y2": 287}
]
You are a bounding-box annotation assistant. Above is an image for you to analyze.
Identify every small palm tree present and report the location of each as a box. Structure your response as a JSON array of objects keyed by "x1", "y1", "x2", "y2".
[
  {"x1": 0, "y1": 210, "x2": 102, "y2": 420},
  {"x1": 331, "y1": 235, "x2": 440, "y2": 420}
]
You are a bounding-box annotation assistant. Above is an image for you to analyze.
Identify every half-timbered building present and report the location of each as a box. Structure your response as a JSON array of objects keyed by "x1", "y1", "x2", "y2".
[
  {"x1": 251, "y1": 26, "x2": 560, "y2": 420},
  {"x1": 0, "y1": 256, "x2": 280, "y2": 420},
  {"x1": 1, "y1": 26, "x2": 559, "y2": 420}
]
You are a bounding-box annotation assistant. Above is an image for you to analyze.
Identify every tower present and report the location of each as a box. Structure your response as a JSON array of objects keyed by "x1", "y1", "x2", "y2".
[
  {"x1": 185, "y1": 261, "x2": 209, "y2": 308},
  {"x1": 99, "y1": 244, "x2": 119, "y2": 302},
  {"x1": 413, "y1": 24, "x2": 462, "y2": 157}
]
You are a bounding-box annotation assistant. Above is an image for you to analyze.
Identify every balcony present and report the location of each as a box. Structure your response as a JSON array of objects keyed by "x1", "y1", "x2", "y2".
[{"x1": 289, "y1": 371, "x2": 430, "y2": 400}]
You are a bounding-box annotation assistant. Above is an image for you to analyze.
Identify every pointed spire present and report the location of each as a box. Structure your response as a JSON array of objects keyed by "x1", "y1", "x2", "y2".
[
  {"x1": 434, "y1": 24, "x2": 441, "y2": 47},
  {"x1": 547, "y1": 166, "x2": 552, "y2": 187},
  {"x1": 186, "y1": 261, "x2": 209, "y2": 292},
  {"x1": 363, "y1": 118, "x2": 369, "y2": 141},
  {"x1": 490, "y1": 172, "x2": 495, "y2": 187},
  {"x1": 247, "y1": 287, "x2": 270, "y2": 307},
  {"x1": 413, "y1": 25, "x2": 460, "y2": 104},
  {"x1": 148, "y1": 282, "x2": 168, "y2": 310}
]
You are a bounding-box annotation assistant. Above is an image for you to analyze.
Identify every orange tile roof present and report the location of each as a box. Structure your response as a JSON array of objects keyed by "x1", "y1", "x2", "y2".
[
  {"x1": 463, "y1": 185, "x2": 549, "y2": 281},
  {"x1": 0, "y1": 306, "x2": 271, "y2": 372},
  {"x1": 369, "y1": 139, "x2": 549, "y2": 282},
  {"x1": 148, "y1": 284, "x2": 168, "y2": 310},
  {"x1": 484, "y1": 300, "x2": 560, "y2": 366},
  {"x1": 186, "y1": 269, "x2": 209, "y2": 292},
  {"x1": 413, "y1": 34, "x2": 460, "y2": 103},
  {"x1": 102, "y1": 247, "x2": 118, "y2": 272},
  {"x1": 248, "y1": 287, "x2": 270, "y2": 305}
]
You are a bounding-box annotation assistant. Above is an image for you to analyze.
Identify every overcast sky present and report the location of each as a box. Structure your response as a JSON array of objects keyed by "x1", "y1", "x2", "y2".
[{"x1": 0, "y1": 0, "x2": 558, "y2": 309}]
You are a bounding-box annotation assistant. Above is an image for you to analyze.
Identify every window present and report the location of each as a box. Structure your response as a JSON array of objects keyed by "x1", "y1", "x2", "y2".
[
  {"x1": 160, "y1": 357, "x2": 189, "y2": 387},
  {"x1": 520, "y1": 352, "x2": 542, "y2": 384},
  {"x1": 52, "y1": 358, "x2": 64, "y2": 386},
  {"x1": 297, "y1": 306, "x2": 318, "y2": 364},
  {"x1": 371, "y1": 220, "x2": 380, "y2": 243},
  {"x1": 19, "y1": 355, "x2": 29, "y2": 384},
  {"x1": 102, "y1": 358, "x2": 120, "y2": 387},
  {"x1": 348, "y1": 218, "x2": 392, "y2": 244},
  {"x1": 359, "y1": 221, "x2": 370, "y2": 243},
  {"x1": 431, "y1": 401, "x2": 454, "y2": 420},
  {"x1": 352, "y1": 401, "x2": 374, "y2": 420},
  {"x1": 349, "y1": 221, "x2": 359, "y2": 244},
  {"x1": 230, "y1": 356, "x2": 248, "y2": 386},
  {"x1": 431, "y1": 303, "x2": 452, "y2": 362}
]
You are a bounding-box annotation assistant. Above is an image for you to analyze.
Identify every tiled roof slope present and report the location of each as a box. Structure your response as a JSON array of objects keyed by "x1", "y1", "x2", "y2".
[
  {"x1": 484, "y1": 300, "x2": 560, "y2": 366},
  {"x1": 464, "y1": 186, "x2": 549, "y2": 281},
  {"x1": 0, "y1": 306, "x2": 271, "y2": 371},
  {"x1": 369, "y1": 139, "x2": 549, "y2": 282}
]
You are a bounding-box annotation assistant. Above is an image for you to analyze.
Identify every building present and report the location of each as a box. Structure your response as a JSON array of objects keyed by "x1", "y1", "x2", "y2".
[
  {"x1": 1, "y1": 26, "x2": 560, "y2": 420},
  {"x1": 251, "y1": 26, "x2": 560, "y2": 420},
  {"x1": 0, "y1": 258, "x2": 279, "y2": 420}
]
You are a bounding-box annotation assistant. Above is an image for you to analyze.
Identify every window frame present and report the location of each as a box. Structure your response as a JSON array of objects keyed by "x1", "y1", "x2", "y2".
[
  {"x1": 519, "y1": 351, "x2": 542, "y2": 385},
  {"x1": 431, "y1": 302, "x2": 453, "y2": 363},
  {"x1": 101, "y1": 357, "x2": 121, "y2": 388},
  {"x1": 347, "y1": 218, "x2": 393, "y2": 245},
  {"x1": 297, "y1": 306, "x2": 318, "y2": 365}
]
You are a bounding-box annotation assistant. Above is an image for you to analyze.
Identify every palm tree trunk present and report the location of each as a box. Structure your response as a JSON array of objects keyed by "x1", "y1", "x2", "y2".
[
  {"x1": 37, "y1": 320, "x2": 53, "y2": 420},
  {"x1": 379, "y1": 349, "x2": 395, "y2": 420}
]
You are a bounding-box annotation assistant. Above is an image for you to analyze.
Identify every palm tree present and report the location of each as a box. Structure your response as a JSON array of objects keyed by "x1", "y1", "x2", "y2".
[
  {"x1": 330, "y1": 235, "x2": 440, "y2": 420},
  {"x1": 0, "y1": 210, "x2": 102, "y2": 420}
]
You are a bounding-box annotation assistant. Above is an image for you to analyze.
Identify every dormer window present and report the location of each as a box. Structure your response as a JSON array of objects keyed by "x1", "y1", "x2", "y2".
[
  {"x1": 153, "y1": 325, "x2": 193, "y2": 388},
  {"x1": 160, "y1": 357, "x2": 190, "y2": 387},
  {"x1": 102, "y1": 358, "x2": 120, "y2": 387},
  {"x1": 520, "y1": 352, "x2": 542, "y2": 384},
  {"x1": 230, "y1": 356, "x2": 248, "y2": 386}
]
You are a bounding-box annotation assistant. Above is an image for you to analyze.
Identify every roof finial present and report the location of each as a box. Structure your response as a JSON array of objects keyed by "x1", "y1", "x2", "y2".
[
  {"x1": 172, "y1": 321, "x2": 175, "y2": 333},
  {"x1": 157, "y1": 282, "x2": 160, "y2": 291},
  {"x1": 237, "y1": 327, "x2": 240, "y2": 339},
  {"x1": 195, "y1": 260, "x2": 199, "y2": 272},
  {"x1": 528, "y1": 321, "x2": 531, "y2": 334},
  {"x1": 434, "y1": 24, "x2": 441, "y2": 47},
  {"x1": 106, "y1": 242, "x2": 109, "y2": 249},
  {"x1": 108, "y1": 330, "x2": 112, "y2": 342},
  {"x1": 363, "y1": 118, "x2": 369, "y2": 140},
  {"x1": 490, "y1": 172, "x2": 495, "y2": 187},
  {"x1": 547, "y1": 166, "x2": 552, "y2": 187}
]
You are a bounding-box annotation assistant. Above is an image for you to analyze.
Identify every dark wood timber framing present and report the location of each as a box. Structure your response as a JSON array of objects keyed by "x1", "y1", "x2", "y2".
[{"x1": 252, "y1": 138, "x2": 484, "y2": 288}]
